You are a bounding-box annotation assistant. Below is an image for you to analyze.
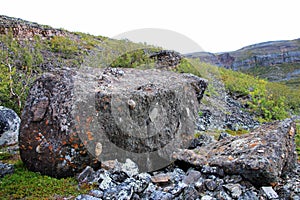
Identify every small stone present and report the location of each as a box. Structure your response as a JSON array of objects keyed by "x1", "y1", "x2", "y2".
[
  {"x1": 75, "y1": 194, "x2": 101, "y2": 200},
  {"x1": 261, "y1": 186, "x2": 279, "y2": 199},
  {"x1": 149, "y1": 191, "x2": 173, "y2": 200},
  {"x1": 201, "y1": 195, "x2": 215, "y2": 200},
  {"x1": 205, "y1": 179, "x2": 218, "y2": 191},
  {"x1": 99, "y1": 171, "x2": 115, "y2": 190},
  {"x1": 201, "y1": 165, "x2": 224, "y2": 177},
  {"x1": 77, "y1": 166, "x2": 94, "y2": 183},
  {"x1": 101, "y1": 159, "x2": 118, "y2": 170},
  {"x1": 95, "y1": 142, "x2": 102, "y2": 157},
  {"x1": 223, "y1": 184, "x2": 242, "y2": 199},
  {"x1": 121, "y1": 158, "x2": 139, "y2": 177},
  {"x1": 180, "y1": 186, "x2": 199, "y2": 199},
  {"x1": 237, "y1": 190, "x2": 258, "y2": 200},
  {"x1": 195, "y1": 177, "x2": 205, "y2": 191},
  {"x1": 128, "y1": 99, "x2": 136, "y2": 110},
  {"x1": 0, "y1": 161, "x2": 14, "y2": 178},
  {"x1": 183, "y1": 169, "x2": 202, "y2": 185},
  {"x1": 151, "y1": 173, "x2": 170, "y2": 183},
  {"x1": 218, "y1": 132, "x2": 232, "y2": 140},
  {"x1": 89, "y1": 190, "x2": 103, "y2": 198},
  {"x1": 217, "y1": 190, "x2": 232, "y2": 200}
]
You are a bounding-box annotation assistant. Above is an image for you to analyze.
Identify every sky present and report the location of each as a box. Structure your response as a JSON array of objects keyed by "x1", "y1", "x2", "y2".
[{"x1": 1, "y1": 0, "x2": 300, "y2": 53}]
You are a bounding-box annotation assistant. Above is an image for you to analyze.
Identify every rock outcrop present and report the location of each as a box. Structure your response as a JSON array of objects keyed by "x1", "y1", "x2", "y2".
[
  {"x1": 150, "y1": 50, "x2": 182, "y2": 69},
  {"x1": 0, "y1": 15, "x2": 65, "y2": 40},
  {"x1": 19, "y1": 67, "x2": 207, "y2": 178},
  {"x1": 0, "y1": 106, "x2": 20, "y2": 147},
  {"x1": 174, "y1": 119, "x2": 297, "y2": 187},
  {"x1": 186, "y1": 38, "x2": 300, "y2": 82}
]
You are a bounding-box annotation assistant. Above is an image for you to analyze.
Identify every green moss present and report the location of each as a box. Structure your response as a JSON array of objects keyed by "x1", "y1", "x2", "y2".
[
  {"x1": 225, "y1": 129, "x2": 249, "y2": 136},
  {"x1": 0, "y1": 161, "x2": 94, "y2": 199},
  {"x1": 0, "y1": 152, "x2": 13, "y2": 160}
]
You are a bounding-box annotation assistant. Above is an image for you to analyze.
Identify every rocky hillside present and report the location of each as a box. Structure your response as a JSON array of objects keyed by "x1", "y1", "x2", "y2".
[{"x1": 186, "y1": 38, "x2": 300, "y2": 87}]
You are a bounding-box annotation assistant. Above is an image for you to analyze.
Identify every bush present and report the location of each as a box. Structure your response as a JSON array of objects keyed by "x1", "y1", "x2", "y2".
[
  {"x1": 0, "y1": 31, "x2": 40, "y2": 114},
  {"x1": 49, "y1": 36, "x2": 79, "y2": 58}
]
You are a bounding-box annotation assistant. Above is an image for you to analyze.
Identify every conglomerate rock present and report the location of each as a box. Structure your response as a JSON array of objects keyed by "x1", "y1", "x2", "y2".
[{"x1": 19, "y1": 67, "x2": 207, "y2": 177}]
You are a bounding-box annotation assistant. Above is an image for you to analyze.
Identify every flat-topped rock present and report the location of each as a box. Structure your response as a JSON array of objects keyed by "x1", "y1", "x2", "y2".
[{"x1": 19, "y1": 67, "x2": 207, "y2": 177}]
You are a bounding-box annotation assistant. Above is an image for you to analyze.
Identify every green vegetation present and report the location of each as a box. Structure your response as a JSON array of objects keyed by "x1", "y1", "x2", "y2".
[
  {"x1": 225, "y1": 129, "x2": 249, "y2": 136},
  {"x1": 173, "y1": 58, "x2": 202, "y2": 77},
  {"x1": 0, "y1": 32, "x2": 41, "y2": 114},
  {"x1": 49, "y1": 35, "x2": 80, "y2": 57},
  {"x1": 109, "y1": 48, "x2": 159, "y2": 69},
  {"x1": 219, "y1": 68, "x2": 300, "y2": 122},
  {"x1": 0, "y1": 160, "x2": 94, "y2": 199}
]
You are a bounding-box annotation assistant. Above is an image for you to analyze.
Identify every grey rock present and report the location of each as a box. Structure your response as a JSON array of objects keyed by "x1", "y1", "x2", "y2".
[
  {"x1": 121, "y1": 158, "x2": 139, "y2": 177},
  {"x1": 195, "y1": 177, "x2": 205, "y2": 192},
  {"x1": 180, "y1": 186, "x2": 199, "y2": 199},
  {"x1": 0, "y1": 161, "x2": 14, "y2": 178},
  {"x1": 261, "y1": 186, "x2": 279, "y2": 199},
  {"x1": 19, "y1": 67, "x2": 207, "y2": 177},
  {"x1": 217, "y1": 190, "x2": 232, "y2": 200},
  {"x1": 218, "y1": 132, "x2": 232, "y2": 141},
  {"x1": 201, "y1": 195, "x2": 215, "y2": 200},
  {"x1": 0, "y1": 106, "x2": 20, "y2": 147},
  {"x1": 170, "y1": 167, "x2": 186, "y2": 183},
  {"x1": 183, "y1": 169, "x2": 202, "y2": 185},
  {"x1": 75, "y1": 194, "x2": 101, "y2": 200},
  {"x1": 174, "y1": 119, "x2": 297, "y2": 186},
  {"x1": 201, "y1": 165, "x2": 224, "y2": 177},
  {"x1": 238, "y1": 190, "x2": 259, "y2": 200},
  {"x1": 98, "y1": 170, "x2": 116, "y2": 191},
  {"x1": 205, "y1": 179, "x2": 218, "y2": 191},
  {"x1": 223, "y1": 184, "x2": 242, "y2": 199},
  {"x1": 165, "y1": 182, "x2": 187, "y2": 196},
  {"x1": 149, "y1": 191, "x2": 173, "y2": 200},
  {"x1": 89, "y1": 190, "x2": 103, "y2": 198},
  {"x1": 103, "y1": 180, "x2": 134, "y2": 200}
]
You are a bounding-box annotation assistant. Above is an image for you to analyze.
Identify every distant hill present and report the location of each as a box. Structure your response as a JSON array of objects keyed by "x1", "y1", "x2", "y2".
[{"x1": 186, "y1": 38, "x2": 300, "y2": 88}]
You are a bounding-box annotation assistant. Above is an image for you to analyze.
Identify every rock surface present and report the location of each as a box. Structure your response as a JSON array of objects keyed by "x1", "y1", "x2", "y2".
[
  {"x1": 19, "y1": 67, "x2": 207, "y2": 177},
  {"x1": 174, "y1": 119, "x2": 297, "y2": 187},
  {"x1": 0, "y1": 106, "x2": 20, "y2": 147}
]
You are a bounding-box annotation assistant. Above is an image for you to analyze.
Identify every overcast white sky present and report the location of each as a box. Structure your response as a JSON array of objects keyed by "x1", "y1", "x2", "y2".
[{"x1": 1, "y1": 0, "x2": 299, "y2": 53}]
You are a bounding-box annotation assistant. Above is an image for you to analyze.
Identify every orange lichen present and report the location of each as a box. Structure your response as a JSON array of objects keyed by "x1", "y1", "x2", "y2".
[
  {"x1": 87, "y1": 131, "x2": 94, "y2": 140},
  {"x1": 249, "y1": 143, "x2": 258, "y2": 148},
  {"x1": 228, "y1": 155, "x2": 234, "y2": 161}
]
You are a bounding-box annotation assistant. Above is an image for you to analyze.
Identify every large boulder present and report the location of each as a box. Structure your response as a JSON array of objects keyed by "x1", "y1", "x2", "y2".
[
  {"x1": 0, "y1": 106, "x2": 20, "y2": 147},
  {"x1": 19, "y1": 67, "x2": 207, "y2": 177},
  {"x1": 174, "y1": 119, "x2": 297, "y2": 187}
]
